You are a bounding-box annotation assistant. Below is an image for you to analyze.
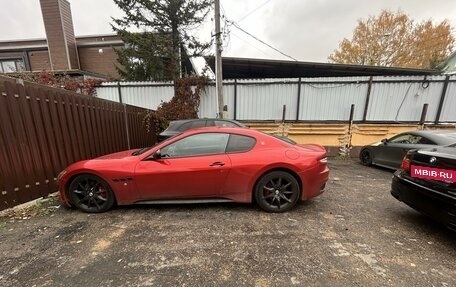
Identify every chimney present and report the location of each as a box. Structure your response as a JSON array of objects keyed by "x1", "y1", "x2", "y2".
[{"x1": 40, "y1": 0, "x2": 80, "y2": 70}]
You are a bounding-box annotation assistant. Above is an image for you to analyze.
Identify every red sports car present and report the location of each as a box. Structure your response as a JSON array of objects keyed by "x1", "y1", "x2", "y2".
[{"x1": 58, "y1": 127, "x2": 329, "y2": 213}]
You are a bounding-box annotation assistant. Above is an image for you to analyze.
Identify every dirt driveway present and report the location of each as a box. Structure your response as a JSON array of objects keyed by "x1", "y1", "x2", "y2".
[{"x1": 1, "y1": 159, "x2": 455, "y2": 287}]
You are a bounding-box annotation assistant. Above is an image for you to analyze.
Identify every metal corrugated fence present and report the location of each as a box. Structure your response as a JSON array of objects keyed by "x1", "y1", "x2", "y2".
[
  {"x1": 96, "y1": 75, "x2": 456, "y2": 123},
  {"x1": 0, "y1": 76, "x2": 156, "y2": 211},
  {"x1": 96, "y1": 81, "x2": 175, "y2": 109}
]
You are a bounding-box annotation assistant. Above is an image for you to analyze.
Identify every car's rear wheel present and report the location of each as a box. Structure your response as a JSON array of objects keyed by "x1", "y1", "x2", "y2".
[
  {"x1": 68, "y1": 174, "x2": 115, "y2": 213},
  {"x1": 255, "y1": 171, "x2": 300, "y2": 213},
  {"x1": 360, "y1": 149, "x2": 372, "y2": 166}
]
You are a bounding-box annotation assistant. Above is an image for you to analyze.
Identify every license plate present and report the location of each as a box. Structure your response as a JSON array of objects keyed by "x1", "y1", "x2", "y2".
[{"x1": 411, "y1": 165, "x2": 455, "y2": 183}]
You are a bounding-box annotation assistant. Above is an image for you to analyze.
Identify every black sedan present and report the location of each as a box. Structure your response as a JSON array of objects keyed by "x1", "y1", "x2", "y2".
[
  {"x1": 158, "y1": 118, "x2": 245, "y2": 142},
  {"x1": 359, "y1": 130, "x2": 456, "y2": 169},
  {"x1": 391, "y1": 145, "x2": 456, "y2": 230}
]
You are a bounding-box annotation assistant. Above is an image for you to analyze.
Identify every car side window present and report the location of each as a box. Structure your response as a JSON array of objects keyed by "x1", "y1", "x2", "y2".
[
  {"x1": 389, "y1": 134, "x2": 413, "y2": 144},
  {"x1": 417, "y1": 136, "x2": 435, "y2": 145},
  {"x1": 408, "y1": 135, "x2": 422, "y2": 144},
  {"x1": 226, "y1": 134, "x2": 256, "y2": 153},
  {"x1": 161, "y1": 133, "x2": 229, "y2": 158}
]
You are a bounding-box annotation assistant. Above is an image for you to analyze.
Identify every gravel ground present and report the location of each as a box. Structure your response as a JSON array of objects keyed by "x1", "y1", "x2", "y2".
[{"x1": 0, "y1": 159, "x2": 455, "y2": 287}]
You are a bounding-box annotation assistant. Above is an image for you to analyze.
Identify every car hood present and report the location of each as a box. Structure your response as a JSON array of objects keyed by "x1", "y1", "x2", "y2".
[{"x1": 96, "y1": 149, "x2": 140, "y2": 160}]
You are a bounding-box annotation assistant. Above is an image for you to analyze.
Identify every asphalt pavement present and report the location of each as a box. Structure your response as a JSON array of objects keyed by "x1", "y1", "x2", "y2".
[{"x1": 0, "y1": 159, "x2": 455, "y2": 287}]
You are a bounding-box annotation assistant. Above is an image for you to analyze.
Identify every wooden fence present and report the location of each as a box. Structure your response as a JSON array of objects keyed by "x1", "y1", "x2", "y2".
[{"x1": 0, "y1": 76, "x2": 156, "y2": 211}]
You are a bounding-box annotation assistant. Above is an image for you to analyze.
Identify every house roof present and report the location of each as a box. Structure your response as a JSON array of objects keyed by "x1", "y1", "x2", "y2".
[
  {"x1": 0, "y1": 34, "x2": 123, "y2": 52},
  {"x1": 205, "y1": 56, "x2": 439, "y2": 79}
]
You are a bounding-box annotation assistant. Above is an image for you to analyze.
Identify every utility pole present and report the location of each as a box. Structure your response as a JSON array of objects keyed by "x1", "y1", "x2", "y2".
[{"x1": 214, "y1": 0, "x2": 224, "y2": 118}]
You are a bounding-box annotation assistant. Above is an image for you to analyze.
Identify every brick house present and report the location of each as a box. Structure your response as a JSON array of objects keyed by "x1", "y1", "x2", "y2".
[{"x1": 0, "y1": 0, "x2": 127, "y2": 79}]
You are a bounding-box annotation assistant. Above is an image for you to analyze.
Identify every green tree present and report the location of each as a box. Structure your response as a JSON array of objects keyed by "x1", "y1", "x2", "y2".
[
  {"x1": 112, "y1": 0, "x2": 213, "y2": 80},
  {"x1": 328, "y1": 10, "x2": 455, "y2": 69}
]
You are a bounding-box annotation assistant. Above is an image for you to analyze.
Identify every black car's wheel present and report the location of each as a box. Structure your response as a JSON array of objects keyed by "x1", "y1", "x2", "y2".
[
  {"x1": 255, "y1": 171, "x2": 300, "y2": 213},
  {"x1": 68, "y1": 174, "x2": 115, "y2": 213},
  {"x1": 360, "y1": 149, "x2": 373, "y2": 166}
]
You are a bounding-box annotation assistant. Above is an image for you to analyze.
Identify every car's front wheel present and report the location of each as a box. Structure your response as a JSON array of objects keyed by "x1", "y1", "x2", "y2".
[
  {"x1": 359, "y1": 149, "x2": 373, "y2": 166},
  {"x1": 254, "y1": 171, "x2": 300, "y2": 213},
  {"x1": 68, "y1": 174, "x2": 115, "y2": 213}
]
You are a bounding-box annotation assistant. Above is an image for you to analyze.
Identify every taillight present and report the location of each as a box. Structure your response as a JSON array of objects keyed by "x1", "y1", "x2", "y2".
[{"x1": 400, "y1": 155, "x2": 411, "y2": 171}]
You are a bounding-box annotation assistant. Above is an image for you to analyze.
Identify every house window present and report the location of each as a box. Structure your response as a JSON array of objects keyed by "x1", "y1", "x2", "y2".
[{"x1": 0, "y1": 59, "x2": 25, "y2": 73}]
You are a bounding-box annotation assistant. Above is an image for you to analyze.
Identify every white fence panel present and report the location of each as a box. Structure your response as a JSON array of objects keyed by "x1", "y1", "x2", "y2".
[
  {"x1": 96, "y1": 82, "x2": 174, "y2": 110},
  {"x1": 199, "y1": 84, "x2": 235, "y2": 118},
  {"x1": 236, "y1": 80, "x2": 298, "y2": 120},
  {"x1": 96, "y1": 86, "x2": 119, "y2": 102},
  {"x1": 367, "y1": 76, "x2": 446, "y2": 122},
  {"x1": 95, "y1": 76, "x2": 456, "y2": 123},
  {"x1": 299, "y1": 79, "x2": 368, "y2": 121}
]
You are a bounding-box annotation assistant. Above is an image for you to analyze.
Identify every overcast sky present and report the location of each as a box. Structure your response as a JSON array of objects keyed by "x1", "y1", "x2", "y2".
[{"x1": 0, "y1": 0, "x2": 455, "y2": 62}]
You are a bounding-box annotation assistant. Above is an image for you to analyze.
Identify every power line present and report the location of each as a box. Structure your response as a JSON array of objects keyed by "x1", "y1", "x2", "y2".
[
  {"x1": 228, "y1": 21, "x2": 299, "y2": 61},
  {"x1": 237, "y1": 0, "x2": 273, "y2": 22},
  {"x1": 230, "y1": 31, "x2": 275, "y2": 58}
]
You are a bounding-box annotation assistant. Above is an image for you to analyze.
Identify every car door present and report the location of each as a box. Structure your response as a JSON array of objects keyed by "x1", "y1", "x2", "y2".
[{"x1": 134, "y1": 133, "x2": 231, "y2": 200}]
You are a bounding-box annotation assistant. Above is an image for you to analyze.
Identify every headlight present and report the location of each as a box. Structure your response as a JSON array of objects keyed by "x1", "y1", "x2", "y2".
[{"x1": 319, "y1": 157, "x2": 328, "y2": 163}]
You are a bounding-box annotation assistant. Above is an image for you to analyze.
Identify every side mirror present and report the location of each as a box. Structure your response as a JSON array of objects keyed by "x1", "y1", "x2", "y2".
[
  {"x1": 152, "y1": 149, "x2": 162, "y2": 160},
  {"x1": 381, "y1": 138, "x2": 388, "y2": 144}
]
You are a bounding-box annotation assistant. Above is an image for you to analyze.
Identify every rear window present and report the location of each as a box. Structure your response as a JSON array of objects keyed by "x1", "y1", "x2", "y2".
[{"x1": 226, "y1": 134, "x2": 256, "y2": 153}]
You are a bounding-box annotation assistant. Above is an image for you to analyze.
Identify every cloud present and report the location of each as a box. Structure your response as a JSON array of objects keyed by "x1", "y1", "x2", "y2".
[{"x1": 1, "y1": 0, "x2": 454, "y2": 62}]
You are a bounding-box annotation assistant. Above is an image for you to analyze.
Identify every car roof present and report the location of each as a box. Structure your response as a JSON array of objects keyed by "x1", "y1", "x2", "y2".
[
  {"x1": 183, "y1": 126, "x2": 254, "y2": 134},
  {"x1": 408, "y1": 130, "x2": 456, "y2": 145},
  {"x1": 178, "y1": 126, "x2": 283, "y2": 142},
  {"x1": 170, "y1": 118, "x2": 240, "y2": 124}
]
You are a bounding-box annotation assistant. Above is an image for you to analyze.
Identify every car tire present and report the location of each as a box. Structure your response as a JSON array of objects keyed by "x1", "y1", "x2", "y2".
[
  {"x1": 360, "y1": 149, "x2": 373, "y2": 166},
  {"x1": 68, "y1": 174, "x2": 115, "y2": 213},
  {"x1": 254, "y1": 171, "x2": 300, "y2": 213}
]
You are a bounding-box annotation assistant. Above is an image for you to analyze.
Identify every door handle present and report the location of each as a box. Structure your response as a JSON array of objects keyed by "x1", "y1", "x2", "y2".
[{"x1": 209, "y1": 162, "x2": 225, "y2": 167}]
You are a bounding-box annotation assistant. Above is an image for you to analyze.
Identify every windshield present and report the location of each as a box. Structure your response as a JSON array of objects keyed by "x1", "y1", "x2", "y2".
[
  {"x1": 131, "y1": 147, "x2": 152, "y2": 156},
  {"x1": 131, "y1": 134, "x2": 180, "y2": 155}
]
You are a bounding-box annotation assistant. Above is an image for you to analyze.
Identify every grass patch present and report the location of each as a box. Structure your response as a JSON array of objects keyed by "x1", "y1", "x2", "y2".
[{"x1": 1, "y1": 196, "x2": 60, "y2": 219}]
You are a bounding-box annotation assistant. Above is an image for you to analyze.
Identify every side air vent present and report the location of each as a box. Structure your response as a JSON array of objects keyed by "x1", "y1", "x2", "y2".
[{"x1": 112, "y1": 177, "x2": 134, "y2": 182}]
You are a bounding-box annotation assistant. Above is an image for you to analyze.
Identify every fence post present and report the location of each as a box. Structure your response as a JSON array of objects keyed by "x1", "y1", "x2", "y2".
[
  {"x1": 419, "y1": 103, "x2": 429, "y2": 125},
  {"x1": 362, "y1": 76, "x2": 373, "y2": 122},
  {"x1": 347, "y1": 104, "x2": 355, "y2": 157},
  {"x1": 282, "y1": 105, "x2": 286, "y2": 123},
  {"x1": 123, "y1": 104, "x2": 131, "y2": 149},
  {"x1": 233, "y1": 79, "x2": 237, "y2": 120},
  {"x1": 348, "y1": 104, "x2": 355, "y2": 136},
  {"x1": 117, "y1": 82, "x2": 123, "y2": 104},
  {"x1": 435, "y1": 76, "x2": 450, "y2": 124},
  {"x1": 295, "y1": 77, "x2": 301, "y2": 122}
]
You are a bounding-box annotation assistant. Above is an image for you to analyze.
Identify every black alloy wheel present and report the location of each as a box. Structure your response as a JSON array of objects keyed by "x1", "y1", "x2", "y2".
[
  {"x1": 68, "y1": 174, "x2": 115, "y2": 213},
  {"x1": 360, "y1": 149, "x2": 372, "y2": 166},
  {"x1": 255, "y1": 171, "x2": 300, "y2": 213}
]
